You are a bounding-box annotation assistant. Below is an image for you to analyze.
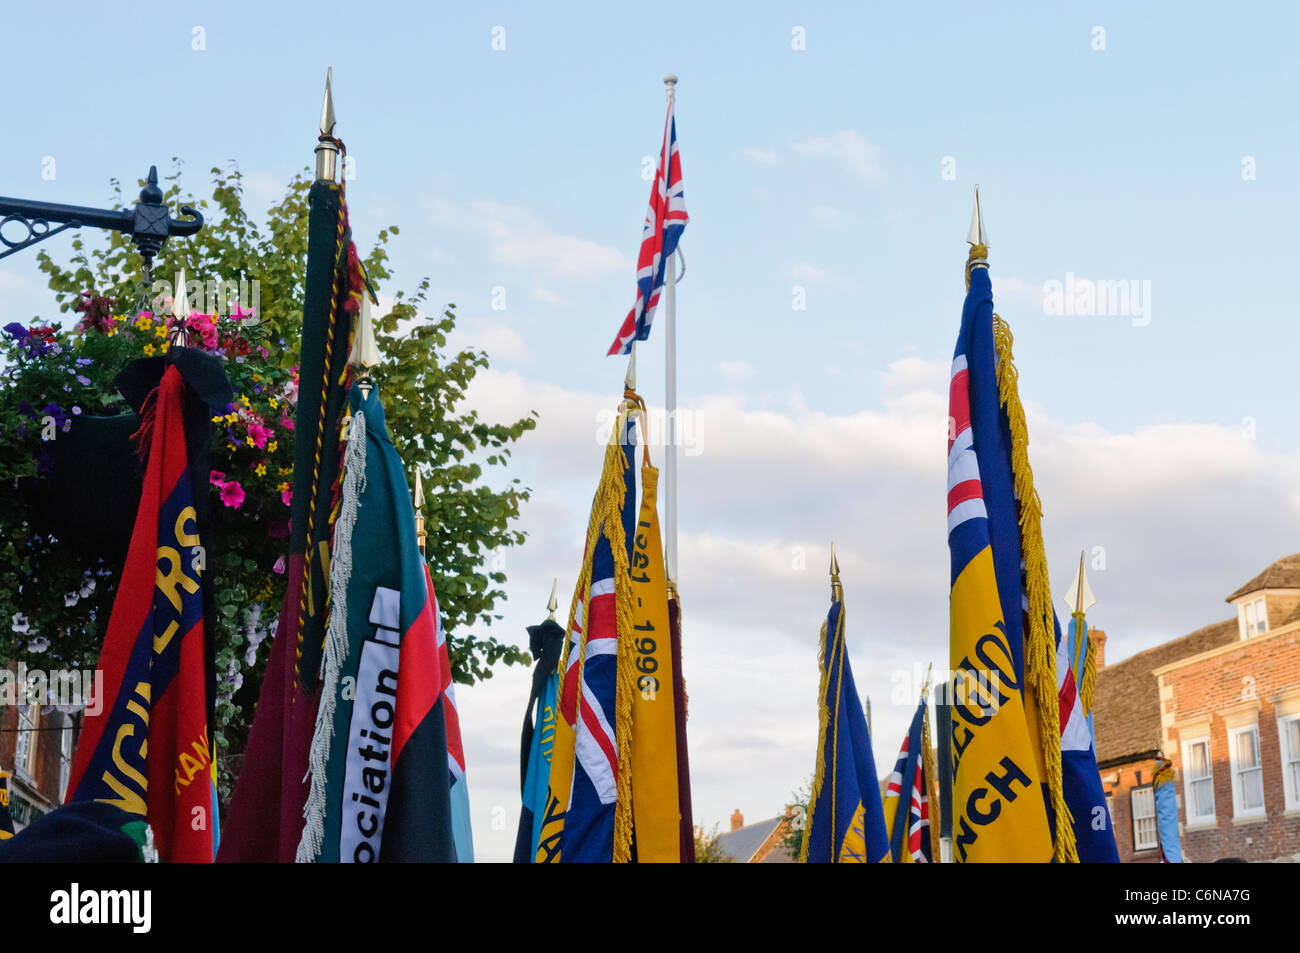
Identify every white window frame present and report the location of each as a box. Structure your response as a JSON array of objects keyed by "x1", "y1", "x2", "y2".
[
  {"x1": 58, "y1": 715, "x2": 74, "y2": 801},
  {"x1": 1240, "y1": 597, "x2": 1268, "y2": 639},
  {"x1": 13, "y1": 705, "x2": 37, "y2": 780},
  {"x1": 1228, "y1": 724, "x2": 1266, "y2": 819},
  {"x1": 1182, "y1": 736, "x2": 1216, "y2": 825},
  {"x1": 1278, "y1": 712, "x2": 1300, "y2": 812},
  {"x1": 1130, "y1": 786, "x2": 1159, "y2": 851}
]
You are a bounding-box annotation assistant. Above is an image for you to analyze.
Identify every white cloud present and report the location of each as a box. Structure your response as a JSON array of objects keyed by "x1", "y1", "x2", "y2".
[
  {"x1": 445, "y1": 316, "x2": 533, "y2": 365},
  {"x1": 449, "y1": 351, "x2": 1300, "y2": 859},
  {"x1": 741, "y1": 147, "x2": 782, "y2": 166},
  {"x1": 992, "y1": 275, "x2": 1046, "y2": 316},
  {"x1": 788, "y1": 262, "x2": 829, "y2": 283},
  {"x1": 717, "y1": 360, "x2": 756, "y2": 381},
  {"x1": 466, "y1": 200, "x2": 628, "y2": 281},
  {"x1": 529, "y1": 287, "x2": 568, "y2": 306},
  {"x1": 791, "y1": 130, "x2": 884, "y2": 183}
]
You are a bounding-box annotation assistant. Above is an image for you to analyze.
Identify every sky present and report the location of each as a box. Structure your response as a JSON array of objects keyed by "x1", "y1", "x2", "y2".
[{"x1": 4, "y1": 2, "x2": 1300, "y2": 861}]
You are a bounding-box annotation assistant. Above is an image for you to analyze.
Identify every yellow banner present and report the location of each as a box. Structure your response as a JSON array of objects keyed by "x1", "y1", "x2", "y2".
[
  {"x1": 949, "y1": 547, "x2": 1052, "y2": 862},
  {"x1": 629, "y1": 463, "x2": 681, "y2": 862}
]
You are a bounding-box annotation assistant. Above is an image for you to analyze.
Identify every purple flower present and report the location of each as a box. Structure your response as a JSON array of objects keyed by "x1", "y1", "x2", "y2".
[
  {"x1": 72, "y1": 406, "x2": 82, "y2": 415},
  {"x1": 76, "y1": 375, "x2": 90, "y2": 385},
  {"x1": 4, "y1": 322, "x2": 29, "y2": 341}
]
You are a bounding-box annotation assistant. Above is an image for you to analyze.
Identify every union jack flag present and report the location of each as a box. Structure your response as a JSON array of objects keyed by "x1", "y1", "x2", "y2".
[
  {"x1": 607, "y1": 101, "x2": 689, "y2": 356},
  {"x1": 557, "y1": 416, "x2": 637, "y2": 860},
  {"x1": 882, "y1": 706, "x2": 932, "y2": 863}
]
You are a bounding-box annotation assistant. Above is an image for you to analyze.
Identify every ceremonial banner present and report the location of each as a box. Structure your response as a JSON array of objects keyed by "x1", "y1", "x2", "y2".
[
  {"x1": 0, "y1": 771, "x2": 13, "y2": 840},
  {"x1": 513, "y1": 614, "x2": 565, "y2": 862},
  {"x1": 429, "y1": 566, "x2": 474, "y2": 862},
  {"x1": 65, "y1": 365, "x2": 218, "y2": 862},
  {"x1": 607, "y1": 101, "x2": 689, "y2": 356},
  {"x1": 220, "y1": 175, "x2": 361, "y2": 862},
  {"x1": 536, "y1": 413, "x2": 637, "y2": 862},
  {"x1": 1153, "y1": 754, "x2": 1183, "y2": 863},
  {"x1": 629, "y1": 461, "x2": 683, "y2": 861},
  {"x1": 296, "y1": 385, "x2": 456, "y2": 862},
  {"x1": 801, "y1": 583, "x2": 890, "y2": 864},
  {"x1": 946, "y1": 252, "x2": 1060, "y2": 862},
  {"x1": 1059, "y1": 613, "x2": 1119, "y2": 861},
  {"x1": 882, "y1": 698, "x2": 931, "y2": 863}
]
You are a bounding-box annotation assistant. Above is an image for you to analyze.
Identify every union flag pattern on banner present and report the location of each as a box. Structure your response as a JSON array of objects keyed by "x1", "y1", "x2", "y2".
[
  {"x1": 882, "y1": 699, "x2": 932, "y2": 863},
  {"x1": 946, "y1": 261, "x2": 1055, "y2": 863}
]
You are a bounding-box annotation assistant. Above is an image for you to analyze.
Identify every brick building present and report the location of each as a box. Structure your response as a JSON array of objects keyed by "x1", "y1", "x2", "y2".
[
  {"x1": 0, "y1": 664, "x2": 78, "y2": 833},
  {"x1": 1094, "y1": 554, "x2": 1300, "y2": 862}
]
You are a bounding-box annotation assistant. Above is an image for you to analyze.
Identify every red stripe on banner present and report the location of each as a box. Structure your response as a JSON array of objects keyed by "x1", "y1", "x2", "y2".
[
  {"x1": 65, "y1": 367, "x2": 191, "y2": 805},
  {"x1": 948, "y1": 369, "x2": 971, "y2": 454},
  {"x1": 1058, "y1": 668, "x2": 1077, "y2": 736},
  {"x1": 391, "y1": 582, "x2": 443, "y2": 770},
  {"x1": 579, "y1": 695, "x2": 618, "y2": 778},
  {"x1": 587, "y1": 592, "x2": 616, "y2": 642},
  {"x1": 947, "y1": 479, "x2": 983, "y2": 513}
]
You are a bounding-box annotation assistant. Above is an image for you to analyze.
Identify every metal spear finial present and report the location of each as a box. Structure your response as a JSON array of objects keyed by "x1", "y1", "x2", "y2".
[
  {"x1": 412, "y1": 467, "x2": 427, "y2": 554},
  {"x1": 1064, "y1": 549, "x2": 1097, "y2": 618},
  {"x1": 350, "y1": 293, "x2": 381, "y2": 397},
  {"x1": 664, "y1": 73, "x2": 678, "y2": 101},
  {"x1": 547, "y1": 579, "x2": 559, "y2": 621},
  {"x1": 830, "y1": 543, "x2": 842, "y2": 601},
  {"x1": 172, "y1": 267, "x2": 189, "y2": 320},
  {"x1": 315, "y1": 67, "x2": 339, "y2": 182},
  {"x1": 967, "y1": 184, "x2": 987, "y2": 247},
  {"x1": 624, "y1": 341, "x2": 637, "y2": 392}
]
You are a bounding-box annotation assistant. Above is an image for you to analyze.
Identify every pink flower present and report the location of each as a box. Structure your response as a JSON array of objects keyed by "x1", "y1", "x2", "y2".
[
  {"x1": 187, "y1": 312, "x2": 218, "y2": 349},
  {"x1": 247, "y1": 422, "x2": 273, "y2": 449},
  {"x1": 272, "y1": 555, "x2": 286, "y2": 575},
  {"x1": 281, "y1": 485, "x2": 292, "y2": 507},
  {"x1": 230, "y1": 303, "x2": 257, "y2": 322},
  {"x1": 219, "y1": 480, "x2": 246, "y2": 509},
  {"x1": 210, "y1": 470, "x2": 226, "y2": 486}
]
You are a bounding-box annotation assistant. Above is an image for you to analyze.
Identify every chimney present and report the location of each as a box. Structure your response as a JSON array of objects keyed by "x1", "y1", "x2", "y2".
[
  {"x1": 1090, "y1": 628, "x2": 1107, "y2": 670},
  {"x1": 730, "y1": 809, "x2": 744, "y2": 831}
]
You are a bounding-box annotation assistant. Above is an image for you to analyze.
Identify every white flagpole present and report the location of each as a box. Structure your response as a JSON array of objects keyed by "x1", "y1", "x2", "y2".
[{"x1": 662, "y1": 73, "x2": 679, "y2": 586}]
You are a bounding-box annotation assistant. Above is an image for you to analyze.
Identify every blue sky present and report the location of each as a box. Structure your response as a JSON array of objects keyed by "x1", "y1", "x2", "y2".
[{"x1": 5, "y1": 2, "x2": 1300, "y2": 860}]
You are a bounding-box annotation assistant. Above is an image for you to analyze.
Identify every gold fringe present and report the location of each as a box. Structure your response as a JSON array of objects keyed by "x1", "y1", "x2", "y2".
[
  {"x1": 551, "y1": 411, "x2": 634, "y2": 862},
  {"x1": 607, "y1": 417, "x2": 636, "y2": 864},
  {"x1": 1078, "y1": 619, "x2": 1098, "y2": 716},
  {"x1": 1153, "y1": 758, "x2": 1176, "y2": 789},
  {"x1": 799, "y1": 610, "x2": 835, "y2": 863},
  {"x1": 921, "y1": 698, "x2": 942, "y2": 863},
  {"x1": 989, "y1": 311, "x2": 1078, "y2": 863}
]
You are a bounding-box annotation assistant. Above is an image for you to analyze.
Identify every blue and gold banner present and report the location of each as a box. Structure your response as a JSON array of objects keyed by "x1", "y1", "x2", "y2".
[{"x1": 802, "y1": 583, "x2": 890, "y2": 864}]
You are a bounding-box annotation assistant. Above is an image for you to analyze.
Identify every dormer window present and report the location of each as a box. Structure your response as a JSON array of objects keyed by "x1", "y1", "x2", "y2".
[{"x1": 1240, "y1": 597, "x2": 1268, "y2": 639}]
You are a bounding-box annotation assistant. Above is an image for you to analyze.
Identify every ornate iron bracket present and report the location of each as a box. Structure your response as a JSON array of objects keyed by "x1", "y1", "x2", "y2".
[{"x1": 0, "y1": 165, "x2": 203, "y2": 265}]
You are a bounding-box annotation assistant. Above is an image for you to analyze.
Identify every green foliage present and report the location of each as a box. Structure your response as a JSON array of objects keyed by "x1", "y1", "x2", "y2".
[
  {"x1": 779, "y1": 776, "x2": 812, "y2": 860},
  {"x1": 0, "y1": 163, "x2": 536, "y2": 763}
]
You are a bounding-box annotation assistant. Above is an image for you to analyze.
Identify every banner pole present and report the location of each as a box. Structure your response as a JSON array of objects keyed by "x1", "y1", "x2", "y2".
[{"x1": 663, "y1": 73, "x2": 679, "y2": 585}]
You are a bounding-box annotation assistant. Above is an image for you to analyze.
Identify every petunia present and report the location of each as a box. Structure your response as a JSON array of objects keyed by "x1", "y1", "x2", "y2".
[
  {"x1": 210, "y1": 470, "x2": 227, "y2": 486},
  {"x1": 220, "y1": 480, "x2": 246, "y2": 509}
]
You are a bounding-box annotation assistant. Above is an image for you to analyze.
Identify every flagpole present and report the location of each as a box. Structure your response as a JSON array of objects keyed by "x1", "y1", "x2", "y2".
[{"x1": 663, "y1": 73, "x2": 679, "y2": 585}]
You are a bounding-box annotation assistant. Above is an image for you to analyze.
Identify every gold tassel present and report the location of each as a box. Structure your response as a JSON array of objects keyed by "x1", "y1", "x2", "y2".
[
  {"x1": 1078, "y1": 621, "x2": 1098, "y2": 716},
  {"x1": 921, "y1": 699, "x2": 942, "y2": 863},
  {"x1": 799, "y1": 612, "x2": 834, "y2": 863},
  {"x1": 990, "y1": 311, "x2": 1079, "y2": 864},
  {"x1": 550, "y1": 412, "x2": 634, "y2": 862}
]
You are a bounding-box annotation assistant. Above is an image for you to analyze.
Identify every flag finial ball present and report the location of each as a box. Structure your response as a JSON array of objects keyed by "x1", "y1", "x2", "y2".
[{"x1": 663, "y1": 73, "x2": 678, "y2": 86}]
